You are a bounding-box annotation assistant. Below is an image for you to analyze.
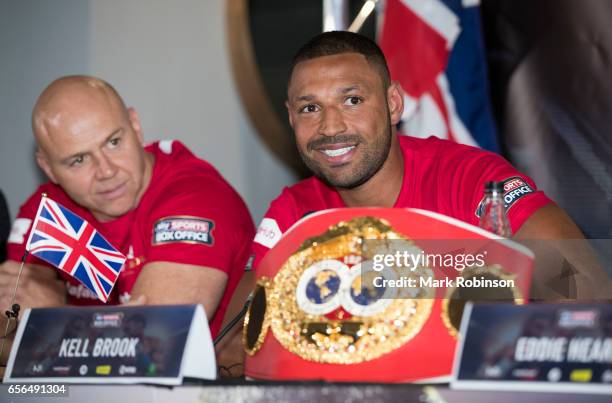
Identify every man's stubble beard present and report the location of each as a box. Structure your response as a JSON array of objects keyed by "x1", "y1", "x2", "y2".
[{"x1": 297, "y1": 111, "x2": 393, "y2": 190}]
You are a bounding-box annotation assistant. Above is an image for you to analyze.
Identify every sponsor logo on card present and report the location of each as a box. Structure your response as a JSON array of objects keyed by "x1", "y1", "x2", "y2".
[
  {"x1": 79, "y1": 365, "x2": 88, "y2": 376},
  {"x1": 119, "y1": 365, "x2": 137, "y2": 375},
  {"x1": 570, "y1": 368, "x2": 592, "y2": 382},
  {"x1": 558, "y1": 310, "x2": 598, "y2": 328},
  {"x1": 52, "y1": 365, "x2": 71, "y2": 375},
  {"x1": 96, "y1": 365, "x2": 112, "y2": 375},
  {"x1": 547, "y1": 367, "x2": 562, "y2": 382},
  {"x1": 93, "y1": 312, "x2": 124, "y2": 328},
  {"x1": 512, "y1": 368, "x2": 539, "y2": 380}
]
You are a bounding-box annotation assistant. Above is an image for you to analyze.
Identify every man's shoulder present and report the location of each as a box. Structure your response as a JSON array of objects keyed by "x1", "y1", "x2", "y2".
[
  {"x1": 137, "y1": 141, "x2": 253, "y2": 239},
  {"x1": 271, "y1": 176, "x2": 332, "y2": 212},
  {"x1": 284, "y1": 175, "x2": 328, "y2": 199},
  {"x1": 399, "y1": 135, "x2": 493, "y2": 158},
  {"x1": 259, "y1": 176, "x2": 333, "y2": 234},
  {"x1": 399, "y1": 135, "x2": 503, "y2": 171},
  {"x1": 146, "y1": 140, "x2": 244, "y2": 201},
  {"x1": 147, "y1": 139, "x2": 220, "y2": 177}
]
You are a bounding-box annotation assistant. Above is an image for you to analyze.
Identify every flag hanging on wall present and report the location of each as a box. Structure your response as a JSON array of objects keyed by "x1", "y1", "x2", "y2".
[
  {"x1": 379, "y1": 0, "x2": 499, "y2": 152},
  {"x1": 25, "y1": 196, "x2": 126, "y2": 303}
]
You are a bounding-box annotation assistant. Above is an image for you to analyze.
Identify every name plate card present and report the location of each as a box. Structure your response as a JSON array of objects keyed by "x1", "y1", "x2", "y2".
[
  {"x1": 452, "y1": 302, "x2": 612, "y2": 394},
  {"x1": 3, "y1": 304, "x2": 215, "y2": 385}
]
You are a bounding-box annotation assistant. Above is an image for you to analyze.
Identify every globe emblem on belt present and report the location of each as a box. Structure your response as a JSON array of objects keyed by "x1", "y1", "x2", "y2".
[
  {"x1": 305, "y1": 269, "x2": 341, "y2": 305},
  {"x1": 266, "y1": 216, "x2": 435, "y2": 364},
  {"x1": 349, "y1": 272, "x2": 384, "y2": 306},
  {"x1": 297, "y1": 260, "x2": 397, "y2": 317},
  {"x1": 297, "y1": 259, "x2": 347, "y2": 315},
  {"x1": 340, "y1": 263, "x2": 396, "y2": 317}
]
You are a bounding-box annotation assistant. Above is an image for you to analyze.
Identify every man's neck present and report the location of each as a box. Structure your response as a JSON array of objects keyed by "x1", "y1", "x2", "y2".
[{"x1": 337, "y1": 138, "x2": 404, "y2": 208}]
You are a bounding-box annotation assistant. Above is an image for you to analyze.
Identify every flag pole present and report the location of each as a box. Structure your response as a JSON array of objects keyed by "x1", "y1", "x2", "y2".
[
  {"x1": 0, "y1": 192, "x2": 45, "y2": 361},
  {"x1": 0, "y1": 250, "x2": 27, "y2": 362},
  {"x1": 348, "y1": 0, "x2": 378, "y2": 33}
]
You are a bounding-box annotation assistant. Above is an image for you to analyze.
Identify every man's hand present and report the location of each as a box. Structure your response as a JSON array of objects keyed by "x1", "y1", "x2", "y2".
[
  {"x1": 0, "y1": 260, "x2": 66, "y2": 365},
  {"x1": 215, "y1": 271, "x2": 255, "y2": 378},
  {"x1": 0, "y1": 260, "x2": 66, "y2": 309},
  {"x1": 515, "y1": 204, "x2": 612, "y2": 300},
  {"x1": 121, "y1": 294, "x2": 146, "y2": 306}
]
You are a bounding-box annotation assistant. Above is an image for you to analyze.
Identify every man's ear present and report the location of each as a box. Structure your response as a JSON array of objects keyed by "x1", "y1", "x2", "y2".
[
  {"x1": 387, "y1": 82, "x2": 404, "y2": 126},
  {"x1": 285, "y1": 100, "x2": 294, "y2": 128},
  {"x1": 36, "y1": 149, "x2": 58, "y2": 184},
  {"x1": 127, "y1": 107, "x2": 144, "y2": 145}
]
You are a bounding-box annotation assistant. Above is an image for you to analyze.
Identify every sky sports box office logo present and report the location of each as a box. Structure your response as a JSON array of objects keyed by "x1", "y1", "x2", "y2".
[
  {"x1": 475, "y1": 176, "x2": 535, "y2": 217},
  {"x1": 153, "y1": 216, "x2": 214, "y2": 246}
]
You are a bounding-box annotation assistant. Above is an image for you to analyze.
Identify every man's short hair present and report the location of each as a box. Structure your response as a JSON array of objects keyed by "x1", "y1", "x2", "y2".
[{"x1": 289, "y1": 31, "x2": 391, "y2": 89}]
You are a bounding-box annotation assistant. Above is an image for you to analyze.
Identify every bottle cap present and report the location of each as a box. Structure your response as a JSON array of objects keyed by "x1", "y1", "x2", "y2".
[{"x1": 485, "y1": 181, "x2": 504, "y2": 193}]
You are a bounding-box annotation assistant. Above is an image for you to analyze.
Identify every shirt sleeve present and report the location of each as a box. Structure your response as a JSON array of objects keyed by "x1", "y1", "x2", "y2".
[
  {"x1": 444, "y1": 145, "x2": 552, "y2": 234},
  {"x1": 145, "y1": 175, "x2": 254, "y2": 275}
]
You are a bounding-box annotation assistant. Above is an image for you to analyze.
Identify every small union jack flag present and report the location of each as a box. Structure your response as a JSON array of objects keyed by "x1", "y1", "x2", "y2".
[{"x1": 25, "y1": 196, "x2": 126, "y2": 303}]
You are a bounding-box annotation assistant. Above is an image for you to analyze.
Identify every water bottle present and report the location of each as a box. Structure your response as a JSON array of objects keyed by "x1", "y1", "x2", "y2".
[{"x1": 479, "y1": 181, "x2": 512, "y2": 237}]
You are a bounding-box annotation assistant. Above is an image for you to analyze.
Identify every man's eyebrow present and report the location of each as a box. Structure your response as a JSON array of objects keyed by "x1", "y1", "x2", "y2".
[
  {"x1": 294, "y1": 94, "x2": 315, "y2": 103},
  {"x1": 292, "y1": 86, "x2": 362, "y2": 103},
  {"x1": 105, "y1": 128, "x2": 123, "y2": 140},
  {"x1": 339, "y1": 85, "x2": 360, "y2": 94},
  {"x1": 60, "y1": 128, "x2": 123, "y2": 163},
  {"x1": 61, "y1": 151, "x2": 87, "y2": 164}
]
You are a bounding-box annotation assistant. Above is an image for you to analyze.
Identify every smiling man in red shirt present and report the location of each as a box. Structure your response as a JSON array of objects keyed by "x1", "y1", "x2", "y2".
[{"x1": 250, "y1": 31, "x2": 609, "y2": 299}]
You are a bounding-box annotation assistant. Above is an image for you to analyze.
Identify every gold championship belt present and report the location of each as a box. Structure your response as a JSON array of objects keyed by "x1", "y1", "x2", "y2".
[{"x1": 244, "y1": 208, "x2": 534, "y2": 382}]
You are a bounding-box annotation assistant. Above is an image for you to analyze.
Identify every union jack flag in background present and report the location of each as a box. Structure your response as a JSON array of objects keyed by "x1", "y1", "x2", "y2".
[
  {"x1": 379, "y1": 0, "x2": 499, "y2": 152},
  {"x1": 25, "y1": 196, "x2": 126, "y2": 303}
]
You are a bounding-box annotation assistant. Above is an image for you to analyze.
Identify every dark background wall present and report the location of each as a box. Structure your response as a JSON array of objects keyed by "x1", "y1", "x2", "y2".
[{"x1": 482, "y1": 0, "x2": 612, "y2": 239}]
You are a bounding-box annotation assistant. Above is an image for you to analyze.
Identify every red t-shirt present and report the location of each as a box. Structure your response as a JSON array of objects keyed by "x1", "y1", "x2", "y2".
[
  {"x1": 251, "y1": 135, "x2": 552, "y2": 270},
  {"x1": 7, "y1": 140, "x2": 255, "y2": 337}
]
